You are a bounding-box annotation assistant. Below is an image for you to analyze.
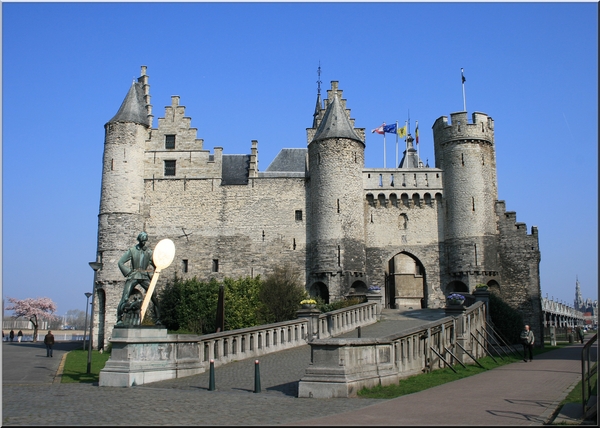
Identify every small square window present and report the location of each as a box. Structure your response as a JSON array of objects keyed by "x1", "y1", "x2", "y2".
[
  {"x1": 295, "y1": 210, "x2": 303, "y2": 221},
  {"x1": 165, "y1": 135, "x2": 176, "y2": 149},
  {"x1": 164, "y1": 160, "x2": 176, "y2": 176}
]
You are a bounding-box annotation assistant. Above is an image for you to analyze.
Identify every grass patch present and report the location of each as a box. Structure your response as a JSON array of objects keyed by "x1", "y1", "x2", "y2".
[
  {"x1": 558, "y1": 361, "x2": 598, "y2": 408},
  {"x1": 61, "y1": 349, "x2": 111, "y2": 383},
  {"x1": 358, "y1": 344, "x2": 565, "y2": 399}
]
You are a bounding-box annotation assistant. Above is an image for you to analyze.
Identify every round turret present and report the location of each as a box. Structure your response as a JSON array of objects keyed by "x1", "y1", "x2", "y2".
[
  {"x1": 94, "y1": 69, "x2": 152, "y2": 345},
  {"x1": 433, "y1": 111, "x2": 499, "y2": 280},
  {"x1": 307, "y1": 86, "x2": 366, "y2": 299}
]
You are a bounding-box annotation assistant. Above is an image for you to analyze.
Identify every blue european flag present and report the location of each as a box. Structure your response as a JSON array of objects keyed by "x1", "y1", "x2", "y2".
[{"x1": 383, "y1": 123, "x2": 397, "y2": 134}]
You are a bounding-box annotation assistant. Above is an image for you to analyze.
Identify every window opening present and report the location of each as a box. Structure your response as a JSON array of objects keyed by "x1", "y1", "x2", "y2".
[
  {"x1": 165, "y1": 134, "x2": 176, "y2": 149},
  {"x1": 212, "y1": 259, "x2": 219, "y2": 272},
  {"x1": 164, "y1": 160, "x2": 176, "y2": 176},
  {"x1": 182, "y1": 259, "x2": 188, "y2": 273},
  {"x1": 295, "y1": 210, "x2": 303, "y2": 221}
]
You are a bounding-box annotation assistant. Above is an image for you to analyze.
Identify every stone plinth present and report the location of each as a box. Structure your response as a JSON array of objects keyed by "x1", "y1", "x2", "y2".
[
  {"x1": 298, "y1": 338, "x2": 398, "y2": 398},
  {"x1": 99, "y1": 327, "x2": 204, "y2": 387}
]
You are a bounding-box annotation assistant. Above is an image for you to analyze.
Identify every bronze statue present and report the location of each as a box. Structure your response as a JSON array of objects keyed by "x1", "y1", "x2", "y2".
[{"x1": 116, "y1": 232, "x2": 161, "y2": 326}]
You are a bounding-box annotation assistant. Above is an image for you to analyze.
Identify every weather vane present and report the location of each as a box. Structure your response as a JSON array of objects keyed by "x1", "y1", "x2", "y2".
[{"x1": 317, "y1": 61, "x2": 322, "y2": 95}]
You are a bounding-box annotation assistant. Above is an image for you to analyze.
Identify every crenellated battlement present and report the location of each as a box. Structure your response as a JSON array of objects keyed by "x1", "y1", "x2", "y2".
[{"x1": 432, "y1": 111, "x2": 494, "y2": 146}]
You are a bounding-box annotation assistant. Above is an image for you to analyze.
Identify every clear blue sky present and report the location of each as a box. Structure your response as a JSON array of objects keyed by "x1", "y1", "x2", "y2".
[{"x1": 2, "y1": 2, "x2": 598, "y2": 316}]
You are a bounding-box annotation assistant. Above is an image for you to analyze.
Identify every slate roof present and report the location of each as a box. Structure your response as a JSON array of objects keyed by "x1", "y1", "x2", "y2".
[
  {"x1": 312, "y1": 94, "x2": 362, "y2": 144},
  {"x1": 265, "y1": 148, "x2": 307, "y2": 172},
  {"x1": 221, "y1": 154, "x2": 250, "y2": 185},
  {"x1": 399, "y1": 136, "x2": 424, "y2": 168},
  {"x1": 108, "y1": 82, "x2": 150, "y2": 126}
]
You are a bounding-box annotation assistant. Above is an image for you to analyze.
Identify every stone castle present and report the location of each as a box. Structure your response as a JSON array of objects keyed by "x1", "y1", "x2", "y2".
[{"x1": 91, "y1": 66, "x2": 542, "y2": 348}]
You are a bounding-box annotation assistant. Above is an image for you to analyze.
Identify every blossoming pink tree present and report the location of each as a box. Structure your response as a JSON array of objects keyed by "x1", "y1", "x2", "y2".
[{"x1": 6, "y1": 297, "x2": 59, "y2": 342}]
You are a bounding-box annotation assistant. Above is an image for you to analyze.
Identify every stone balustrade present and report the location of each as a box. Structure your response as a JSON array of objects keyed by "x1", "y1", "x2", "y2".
[
  {"x1": 100, "y1": 301, "x2": 380, "y2": 387},
  {"x1": 318, "y1": 301, "x2": 378, "y2": 339},
  {"x1": 298, "y1": 302, "x2": 487, "y2": 398}
]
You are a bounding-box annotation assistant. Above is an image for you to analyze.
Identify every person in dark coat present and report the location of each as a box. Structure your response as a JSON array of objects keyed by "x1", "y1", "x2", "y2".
[
  {"x1": 44, "y1": 331, "x2": 55, "y2": 357},
  {"x1": 9, "y1": 330, "x2": 14, "y2": 342},
  {"x1": 17, "y1": 330, "x2": 23, "y2": 343},
  {"x1": 576, "y1": 326, "x2": 585, "y2": 344},
  {"x1": 520, "y1": 324, "x2": 535, "y2": 362}
]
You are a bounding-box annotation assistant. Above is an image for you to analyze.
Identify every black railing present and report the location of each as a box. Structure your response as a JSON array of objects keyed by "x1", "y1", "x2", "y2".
[{"x1": 581, "y1": 333, "x2": 598, "y2": 414}]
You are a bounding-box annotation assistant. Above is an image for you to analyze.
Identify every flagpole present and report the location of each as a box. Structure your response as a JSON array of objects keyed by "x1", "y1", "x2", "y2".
[
  {"x1": 383, "y1": 131, "x2": 386, "y2": 169},
  {"x1": 461, "y1": 68, "x2": 466, "y2": 112},
  {"x1": 395, "y1": 121, "x2": 399, "y2": 168},
  {"x1": 416, "y1": 120, "x2": 420, "y2": 165}
]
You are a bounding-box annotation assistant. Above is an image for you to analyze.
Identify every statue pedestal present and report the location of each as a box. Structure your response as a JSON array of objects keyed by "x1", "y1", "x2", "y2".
[{"x1": 99, "y1": 327, "x2": 203, "y2": 387}]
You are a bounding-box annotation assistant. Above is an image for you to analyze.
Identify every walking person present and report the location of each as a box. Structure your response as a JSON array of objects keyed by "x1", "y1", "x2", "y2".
[
  {"x1": 17, "y1": 330, "x2": 23, "y2": 343},
  {"x1": 9, "y1": 330, "x2": 14, "y2": 342},
  {"x1": 576, "y1": 326, "x2": 585, "y2": 344},
  {"x1": 44, "y1": 330, "x2": 55, "y2": 357},
  {"x1": 520, "y1": 324, "x2": 535, "y2": 362}
]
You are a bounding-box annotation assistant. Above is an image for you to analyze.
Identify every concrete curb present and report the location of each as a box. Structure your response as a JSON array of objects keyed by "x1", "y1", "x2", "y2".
[{"x1": 52, "y1": 350, "x2": 70, "y2": 384}]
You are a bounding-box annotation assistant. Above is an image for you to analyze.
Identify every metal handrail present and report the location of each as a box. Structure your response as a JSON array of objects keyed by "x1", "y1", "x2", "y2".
[{"x1": 581, "y1": 333, "x2": 598, "y2": 414}]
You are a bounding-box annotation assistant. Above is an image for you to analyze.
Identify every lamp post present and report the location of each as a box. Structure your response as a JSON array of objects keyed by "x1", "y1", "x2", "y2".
[
  {"x1": 87, "y1": 261, "x2": 103, "y2": 374},
  {"x1": 83, "y1": 292, "x2": 92, "y2": 350}
]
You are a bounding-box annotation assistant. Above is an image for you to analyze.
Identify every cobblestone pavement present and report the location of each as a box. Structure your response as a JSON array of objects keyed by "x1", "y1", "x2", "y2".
[{"x1": 2, "y1": 309, "x2": 592, "y2": 426}]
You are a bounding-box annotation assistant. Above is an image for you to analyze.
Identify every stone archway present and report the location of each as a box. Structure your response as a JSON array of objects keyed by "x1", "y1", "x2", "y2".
[
  {"x1": 350, "y1": 280, "x2": 368, "y2": 295},
  {"x1": 487, "y1": 280, "x2": 500, "y2": 295},
  {"x1": 445, "y1": 280, "x2": 469, "y2": 295},
  {"x1": 388, "y1": 252, "x2": 426, "y2": 309},
  {"x1": 309, "y1": 281, "x2": 329, "y2": 304}
]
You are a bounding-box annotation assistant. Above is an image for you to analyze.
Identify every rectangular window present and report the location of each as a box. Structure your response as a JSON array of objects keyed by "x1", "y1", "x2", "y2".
[
  {"x1": 165, "y1": 134, "x2": 176, "y2": 149},
  {"x1": 212, "y1": 259, "x2": 219, "y2": 272},
  {"x1": 295, "y1": 210, "x2": 303, "y2": 221},
  {"x1": 182, "y1": 259, "x2": 188, "y2": 273},
  {"x1": 164, "y1": 160, "x2": 176, "y2": 176}
]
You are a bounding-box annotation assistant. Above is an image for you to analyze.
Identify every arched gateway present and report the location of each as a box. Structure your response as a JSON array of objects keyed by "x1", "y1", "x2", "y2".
[{"x1": 386, "y1": 252, "x2": 426, "y2": 309}]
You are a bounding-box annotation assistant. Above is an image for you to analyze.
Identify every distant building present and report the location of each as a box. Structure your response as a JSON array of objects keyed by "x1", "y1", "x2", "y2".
[
  {"x1": 90, "y1": 66, "x2": 542, "y2": 349},
  {"x1": 574, "y1": 278, "x2": 598, "y2": 327}
]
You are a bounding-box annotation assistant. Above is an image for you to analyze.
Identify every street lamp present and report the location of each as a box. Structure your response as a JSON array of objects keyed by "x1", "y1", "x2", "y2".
[
  {"x1": 83, "y1": 292, "x2": 92, "y2": 350},
  {"x1": 87, "y1": 261, "x2": 103, "y2": 374}
]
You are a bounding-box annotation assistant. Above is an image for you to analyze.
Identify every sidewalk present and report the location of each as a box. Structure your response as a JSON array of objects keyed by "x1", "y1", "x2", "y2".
[{"x1": 2, "y1": 314, "x2": 595, "y2": 425}]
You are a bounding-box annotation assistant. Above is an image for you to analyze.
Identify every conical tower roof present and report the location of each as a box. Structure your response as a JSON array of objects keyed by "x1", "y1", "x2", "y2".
[
  {"x1": 399, "y1": 135, "x2": 424, "y2": 168},
  {"x1": 312, "y1": 94, "x2": 362, "y2": 144},
  {"x1": 107, "y1": 81, "x2": 150, "y2": 126}
]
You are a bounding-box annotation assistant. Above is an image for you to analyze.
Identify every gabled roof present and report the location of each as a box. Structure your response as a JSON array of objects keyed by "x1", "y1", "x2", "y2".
[
  {"x1": 311, "y1": 94, "x2": 362, "y2": 144},
  {"x1": 107, "y1": 82, "x2": 150, "y2": 126},
  {"x1": 265, "y1": 148, "x2": 307, "y2": 172}
]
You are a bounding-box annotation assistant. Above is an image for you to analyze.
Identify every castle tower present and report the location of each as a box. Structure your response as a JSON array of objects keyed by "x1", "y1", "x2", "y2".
[
  {"x1": 307, "y1": 82, "x2": 367, "y2": 300},
  {"x1": 93, "y1": 66, "x2": 152, "y2": 347},
  {"x1": 432, "y1": 111, "x2": 499, "y2": 291}
]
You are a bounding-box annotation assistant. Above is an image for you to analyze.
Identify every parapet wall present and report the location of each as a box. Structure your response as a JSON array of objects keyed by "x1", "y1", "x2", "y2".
[{"x1": 433, "y1": 111, "x2": 494, "y2": 146}]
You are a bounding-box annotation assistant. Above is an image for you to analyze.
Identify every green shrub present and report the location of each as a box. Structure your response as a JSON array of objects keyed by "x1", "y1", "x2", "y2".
[
  {"x1": 159, "y1": 275, "x2": 220, "y2": 334},
  {"x1": 316, "y1": 295, "x2": 366, "y2": 313},
  {"x1": 258, "y1": 265, "x2": 308, "y2": 323},
  {"x1": 488, "y1": 293, "x2": 524, "y2": 344}
]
